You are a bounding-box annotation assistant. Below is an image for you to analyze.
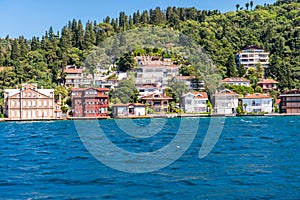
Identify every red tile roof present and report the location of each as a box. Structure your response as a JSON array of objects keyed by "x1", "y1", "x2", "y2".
[
  {"x1": 64, "y1": 68, "x2": 83, "y2": 73},
  {"x1": 242, "y1": 93, "x2": 271, "y2": 99},
  {"x1": 71, "y1": 88, "x2": 109, "y2": 92},
  {"x1": 257, "y1": 79, "x2": 278, "y2": 84},
  {"x1": 193, "y1": 92, "x2": 208, "y2": 99},
  {"x1": 276, "y1": 99, "x2": 281, "y2": 105},
  {"x1": 221, "y1": 77, "x2": 250, "y2": 83}
]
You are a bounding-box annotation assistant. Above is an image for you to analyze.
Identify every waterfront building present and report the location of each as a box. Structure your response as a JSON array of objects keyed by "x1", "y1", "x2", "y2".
[
  {"x1": 71, "y1": 88, "x2": 109, "y2": 118},
  {"x1": 236, "y1": 45, "x2": 269, "y2": 68},
  {"x1": 240, "y1": 93, "x2": 273, "y2": 113},
  {"x1": 112, "y1": 103, "x2": 146, "y2": 118},
  {"x1": 213, "y1": 89, "x2": 239, "y2": 115},
  {"x1": 279, "y1": 89, "x2": 300, "y2": 114},
  {"x1": 140, "y1": 93, "x2": 173, "y2": 113},
  {"x1": 257, "y1": 79, "x2": 279, "y2": 92},
  {"x1": 220, "y1": 77, "x2": 250, "y2": 87},
  {"x1": 181, "y1": 92, "x2": 208, "y2": 113},
  {"x1": 4, "y1": 83, "x2": 57, "y2": 119}
]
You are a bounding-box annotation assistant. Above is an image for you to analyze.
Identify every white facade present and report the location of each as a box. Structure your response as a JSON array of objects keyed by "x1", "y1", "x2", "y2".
[
  {"x1": 221, "y1": 77, "x2": 250, "y2": 87},
  {"x1": 137, "y1": 85, "x2": 163, "y2": 99},
  {"x1": 112, "y1": 104, "x2": 146, "y2": 117},
  {"x1": 135, "y1": 65, "x2": 179, "y2": 88},
  {"x1": 213, "y1": 90, "x2": 239, "y2": 115},
  {"x1": 236, "y1": 45, "x2": 269, "y2": 68},
  {"x1": 240, "y1": 94, "x2": 273, "y2": 113},
  {"x1": 181, "y1": 92, "x2": 208, "y2": 113}
]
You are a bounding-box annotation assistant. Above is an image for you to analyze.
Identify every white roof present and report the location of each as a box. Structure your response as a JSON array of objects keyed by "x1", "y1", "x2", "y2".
[{"x1": 4, "y1": 88, "x2": 54, "y2": 97}]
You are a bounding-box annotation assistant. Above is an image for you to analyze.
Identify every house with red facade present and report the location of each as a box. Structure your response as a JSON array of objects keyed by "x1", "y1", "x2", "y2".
[{"x1": 71, "y1": 88, "x2": 109, "y2": 118}]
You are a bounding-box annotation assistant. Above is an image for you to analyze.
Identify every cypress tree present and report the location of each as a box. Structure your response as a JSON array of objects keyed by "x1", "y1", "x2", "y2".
[{"x1": 226, "y1": 54, "x2": 237, "y2": 77}]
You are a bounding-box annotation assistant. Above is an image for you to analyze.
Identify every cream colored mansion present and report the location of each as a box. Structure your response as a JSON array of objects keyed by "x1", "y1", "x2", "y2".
[{"x1": 4, "y1": 83, "x2": 60, "y2": 119}]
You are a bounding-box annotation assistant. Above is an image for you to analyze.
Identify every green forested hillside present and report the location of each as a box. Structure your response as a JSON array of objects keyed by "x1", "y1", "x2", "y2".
[{"x1": 0, "y1": 0, "x2": 299, "y2": 93}]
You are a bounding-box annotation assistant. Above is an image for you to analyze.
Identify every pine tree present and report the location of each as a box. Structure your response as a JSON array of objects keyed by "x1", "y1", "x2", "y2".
[
  {"x1": 30, "y1": 37, "x2": 40, "y2": 51},
  {"x1": 83, "y1": 22, "x2": 95, "y2": 50},
  {"x1": 18, "y1": 36, "x2": 29, "y2": 59},
  {"x1": 141, "y1": 10, "x2": 149, "y2": 24},
  {"x1": 11, "y1": 39, "x2": 20, "y2": 61},
  {"x1": 77, "y1": 20, "x2": 84, "y2": 49},
  {"x1": 60, "y1": 26, "x2": 72, "y2": 50}
]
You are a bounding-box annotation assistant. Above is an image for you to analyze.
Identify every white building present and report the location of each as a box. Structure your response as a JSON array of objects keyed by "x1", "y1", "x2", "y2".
[
  {"x1": 135, "y1": 56, "x2": 179, "y2": 88},
  {"x1": 181, "y1": 92, "x2": 208, "y2": 113},
  {"x1": 240, "y1": 93, "x2": 273, "y2": 113},
  {"x1": 63, "y1": 65, "x2": 92, "y2": 88},
  {"x1": 112, "y1": 103, "x2": 146, "y2": 118},
  {"x1": 136, "y1": 84, "x2": 163, "y2": 99},
  {"x1": 213, "y1": 89, "x2": 239, "y2": 115},
  {"x1": 221, "y1": 77, "x2": 250, "y2": 87},
  {"x1": 236, "y1": 45, "x2": 269, "y2": 68}
]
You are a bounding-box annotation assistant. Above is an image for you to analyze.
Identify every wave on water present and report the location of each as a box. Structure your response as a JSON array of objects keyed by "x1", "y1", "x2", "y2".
[{"x1": 240, "y1": 119, "x2": 252, "y2": 123}]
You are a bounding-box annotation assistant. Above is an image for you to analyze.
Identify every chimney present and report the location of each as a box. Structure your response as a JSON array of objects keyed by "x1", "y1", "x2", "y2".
[
  {"x1": 41, "y1": 86, "x2": 44, "y2": 89},
  {"x1": 16, "y1": 85, "x2": 18, "y2": 89}
]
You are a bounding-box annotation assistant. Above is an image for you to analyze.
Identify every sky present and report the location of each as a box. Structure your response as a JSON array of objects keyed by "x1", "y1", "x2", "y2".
[{"x1": 0, "y1": 0, "x2": 276, "y2": 39}]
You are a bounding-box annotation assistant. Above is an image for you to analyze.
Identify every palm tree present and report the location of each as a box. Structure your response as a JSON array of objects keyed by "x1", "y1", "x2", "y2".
[
  {"x1": 245, "y1": 2, "x2": 250, "y2": 10},
  {"x1": 236, "y1": 4, "x2": 240, "y2": 11},
  {"x1": 243, "y1": 103, "x2": 248, "y2": 113},
  {"x1": 250, "y1": 1, "x2": 254, "y2": 10}
]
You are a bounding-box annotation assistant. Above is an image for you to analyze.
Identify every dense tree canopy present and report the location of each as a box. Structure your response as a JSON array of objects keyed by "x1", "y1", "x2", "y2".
[{"x1": 0, "y1": 0, "x2": 299, "y2": 95}]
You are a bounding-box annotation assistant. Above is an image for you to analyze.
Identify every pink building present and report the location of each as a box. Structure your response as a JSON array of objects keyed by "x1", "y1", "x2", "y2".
[{"x1": 4, "y1": 83, "x2": 58, "y2": 119}]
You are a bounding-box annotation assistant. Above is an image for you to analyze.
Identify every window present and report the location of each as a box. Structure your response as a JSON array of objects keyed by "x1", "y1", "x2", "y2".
[
  {"x1": 32, "y1": 100, "x2": 36, "y2": 106},
  {"x1": 44, "y1": 100, "x2": 47, "y2": 106},
  {"x1": 186, "y1": 99, "x2": 192, "y2": 105},
  {"x1": 38, "y1": 101, "x2": 42, "y2": 107}
]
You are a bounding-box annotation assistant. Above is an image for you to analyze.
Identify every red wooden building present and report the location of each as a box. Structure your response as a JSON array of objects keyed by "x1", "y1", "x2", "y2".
[{"x1": 71, "y1": 88, "x2": 109, "y2": 118}]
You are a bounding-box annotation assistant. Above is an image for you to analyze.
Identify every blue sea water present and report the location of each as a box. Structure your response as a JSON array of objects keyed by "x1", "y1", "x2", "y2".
[{"x1": 0, "y1": 116, "x2": 299, "y2": 199}]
